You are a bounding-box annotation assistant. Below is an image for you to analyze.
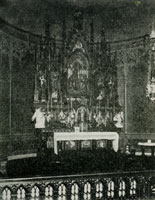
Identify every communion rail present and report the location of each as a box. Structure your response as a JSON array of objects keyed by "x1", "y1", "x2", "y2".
[{"x1": 1, "y1": 170, "x2": 155, "y2": 200}]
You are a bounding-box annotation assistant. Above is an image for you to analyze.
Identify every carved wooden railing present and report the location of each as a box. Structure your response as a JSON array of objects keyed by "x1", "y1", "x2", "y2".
[{"x1": 0, "y1": 170, "x2": 155, "y2": 199}]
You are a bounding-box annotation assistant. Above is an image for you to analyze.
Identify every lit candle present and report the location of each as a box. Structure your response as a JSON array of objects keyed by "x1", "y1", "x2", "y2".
[
  {"x1": 71, "y1": 97, "x2": 73, "y2": 109},
  {"x1": 47, "y1": 100, "x2": 49, "y2": 112},
  {"x1": 51, "y1": 95, "x2": 53, "y2": 109}
]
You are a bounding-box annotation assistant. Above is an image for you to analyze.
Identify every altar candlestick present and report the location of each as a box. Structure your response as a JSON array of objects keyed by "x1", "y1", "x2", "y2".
[
  {"x1": 67, "y1": 98, "x2": 69, "y2": 113},
  {"x1": 47, "y1": 100, "x2": 49, "y2": 112},
  {"x1": 71, "y1": 97, "x2": 73, "y2": 109},
  {"x1": 50, "y1": 94, "x2": 53, "y2": 109},
  {"x1": 61, "y1": 95, "x2": 63, "y2": 110},
  {"x1": 35, "y1": 73, "x2": 37, "y2": 91},
  {"x1": 57, "y1": 95, "x2": 59, "y2": 115},
  {"x1": 49, "y1": 46, "x2": 51, "y2": 71}
]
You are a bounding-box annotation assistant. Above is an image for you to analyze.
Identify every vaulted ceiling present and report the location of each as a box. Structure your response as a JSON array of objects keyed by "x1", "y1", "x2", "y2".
[{"x1": 0, "y1": 0, "x2": 155, "y2": 40}]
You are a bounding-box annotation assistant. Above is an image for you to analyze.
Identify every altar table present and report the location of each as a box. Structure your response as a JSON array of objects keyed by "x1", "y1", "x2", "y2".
[
  {"x1": 54, "y1": 132, "x2": 119, "y2": 154},
  {"x1": 138, "y1": 141, "x2": 155, "y2": 156}
]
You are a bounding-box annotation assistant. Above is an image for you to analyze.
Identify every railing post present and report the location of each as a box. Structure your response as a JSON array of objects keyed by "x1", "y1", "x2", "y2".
[
  {"x1": 66, "y1": 183, "x2": 71, "y2": 200},
  {"x1": 25, "y1": 186, "x2": 31, "y2": 200},
  {"x1": 79, "y1": 182, "x2": 84, "y2": 200},
  {"x1": 91, "y1": 181, "x2": 96, "y2": 200},
  {"x1": 53, "y1": 186, "x2": 58, "y2": 200},
  {"x1": 103, "y1": 179, "x2": 108, "y2": 200},
  {"x1": 137, "y1": 176, "x2": 145, "y2": 200},
  {"x1": 39, "y1": 185, "x2": 44, "y2": 199},
  {"x1": 10, "y1": 186, "x2": 17, "y2": 200},
  {"x1": 125, "y1": 178, "x2": 130, "y2": 200},
  {"x1": 11, "y1": 194, "x2": 17, "y2": 200},
  {"x1": 114, "y1": 178, "x2": 119, "y2": 200},
  {"x1": 145, "y1": 177, "x2": 151, "y2": 199}
]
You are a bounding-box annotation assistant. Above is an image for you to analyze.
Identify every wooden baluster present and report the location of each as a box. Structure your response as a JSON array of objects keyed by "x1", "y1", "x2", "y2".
[
  {"x1": 114, "y1": 178, "x2": 119, "y2": 200},
  {"x1": 53, "y1": 185, "x2": 58, "y2": 200},
  {"x1": 137, "y1": 177, "x2": 144, "y2": 200},
  {"x1": 25, "y1": 186, "x2": 31, "y2": 200},
  {"x1": 147, "y1": 177, "x2": 152, "y2": 199},
  {"x1": 102, "y1": 179, "x2": 107, "y2": 200},
  {"x1": 39, "y1": 185, "x2": 44, "y2": 199},
  {"x1": 79, "y1": 182, "x2": 84, "y2": 200},
  {"x1": 66, "y1": 184, "x2": 71, "y2": 200},
  {"x1": 141, "y1": 177, "x2": 146, "y2": 200},
  {"x1": 11, "y1": 189, "x2": 17, "y2": 200},
  {"x1": 125, "y1": 178, "x2": 130, "y2": 199},
  {"x1": 91, "y1": 181, "x2": 96, "y2": 200}
]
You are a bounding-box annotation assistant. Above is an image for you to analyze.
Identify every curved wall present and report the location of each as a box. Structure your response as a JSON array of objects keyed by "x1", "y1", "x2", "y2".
[{"x1": 0, "y1": 12, "x2": 154, "y2": 158}]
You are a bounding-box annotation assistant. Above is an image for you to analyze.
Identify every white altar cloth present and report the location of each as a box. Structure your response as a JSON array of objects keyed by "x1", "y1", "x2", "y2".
[
  {"x1": 54, "y1": 132, "x2": 119, "y2": 154},
  {"x1": 138, "y1": 142, "x2": 155, "y2": 147}
]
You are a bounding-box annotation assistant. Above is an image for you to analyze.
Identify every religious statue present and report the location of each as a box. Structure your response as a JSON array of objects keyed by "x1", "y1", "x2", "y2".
[
  {"x1": 76, "y1": 106, "x2": 88, "y2": 131},
  {"x1": 73, "y1": 11, "x2": 83, "y2": 32},
  {"x1": 58, "y1": 110, "x2": 67, "y2": 124},
  {"x1": 47, "y1": 136, "x2": 54, "y2": 150},
  {"x1": 113, "y1": 111, "x2": 124, "y2": 129},
  {"x1": 96, "y1": 111, "x2": 104, "y2": 127},
  {"x1": 51, "y1": 91, "x2": 58, "y2": 100},
  {"x1": 147, "y1": 76, "x2": 155, "y2": 101},
  {"x1": 146, "y1": 29, "x2": 155, "y2": 102},
  {"x1": 102, "y1": 111, "x2": 110, "y2": 127},
  {"x1": 38, "y1": 71, "x2": 47, "y2": 102},
  {"x1": 51, "y1": 72, "x2": 59, "y2": 102},
  {"x1": 46, "y1": 111, "x2": 54, "y2": 127},
  {"x1": 97, "y1": 90, "x2": 104, "y2": 101},
  {"x1": 68, "y1": 63, "x2": 79, "y2": 91},
  {"x1": 79, "y1": 74, "x2": 88, "y2": 91},
  {"x1": 88, "y1": 109, "x2": 92, "y2": 122},
  {"x1": 67, "y1": 55, "x2": 89, "y2": 94},
  {"x1": 73, "y1": 41, "x2": 85, "y2": 53},
  {"x1": 67, "y1": 108, "x2": 76, "y2": 128},
  {"x1": 151, "y1": 77, "x2": 155, "y2": 101},
  {"x1": 146, "y1": 81, "x2": 152, "y2": 99},
  {"x1": 32, "y1": 107, "x2": 46, "y2": 133}
]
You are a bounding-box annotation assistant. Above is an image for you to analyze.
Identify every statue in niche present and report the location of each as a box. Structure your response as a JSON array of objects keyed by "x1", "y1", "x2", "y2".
[
  {"x1": 68, "y1": 61, "x2": 88, "y2": 93},
  {"x1": 150, "y1": 77, "x2": 155, "y2": 101},
  {"x1": 97, "y1": 90, "x2": 104, "y2": 101},
  {"x1": 67, "y1": 40, "x2": 89, "y2": 95},
  {"x1": 73, "y1": 11, "x2": 83, "y2": 32},
  {"x1": 113, "y1": 110, "x2": 124, "y2": 129},
  {"x1": 68, "y1": 63, "x2": 79, "y2": 91},
  {"x1": 76, "y1": 106, "x2": 88, "y2": 131},
  {"x1": 79, "y1": 73, "x2": 88, "y2": 91},
  {"x1": 58, "y1": 110, "x2": 67, "y2": 124},
  {"x1": 38, "y1": 71, "x2": 47, "y2": 102},
  {"x1": 88, "y1": 109, "x2": 92, "y2": 122},
  {"x1": 96, "y1": 111, "x2": 104, "y2": 127},
  {"x1": 67, "y1": 108, "x2": 76, "y2": 128},
  {"x1": 47, "y1": 136, "x2": 54, "y2": 150},
  {"x1": 78, "y1": 64, "x2": 88, "y2": 91},
  {"x1": 46, "y1": 111, "x2": 54, "y2": 123},
  {"x1": 32, "y1": 107, "x2": 46, "y2": 134},
  {"x1": 102, "y1": 111, "x2": 110, "y2": 127},
  {"x1": 73, "y1": 41, "x2": 85, "y2": 53},
  {"x1": 146, "y1": 46, "x2": 155, "y2": 102},
  {"x1": 51, "y1": 72, "x2": 59, "y2": 101}
]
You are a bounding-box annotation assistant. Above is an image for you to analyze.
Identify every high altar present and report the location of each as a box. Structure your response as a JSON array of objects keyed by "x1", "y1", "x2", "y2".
[{"x1": 32, "y1": 12, "x2": 123, "y2": 152}]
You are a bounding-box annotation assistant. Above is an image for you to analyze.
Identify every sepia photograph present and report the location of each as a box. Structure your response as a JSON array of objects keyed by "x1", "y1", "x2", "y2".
[{"x1": 0, "y1": 0, "x2": 155, "y2": 199}]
